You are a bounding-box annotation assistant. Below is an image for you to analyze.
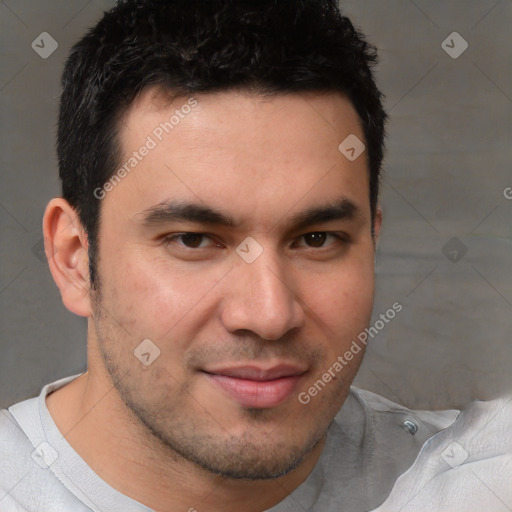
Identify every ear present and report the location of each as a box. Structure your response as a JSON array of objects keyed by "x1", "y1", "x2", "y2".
[
  {"x1": 43, "y1": 198, "x2": 92, "y2": 317},
  {"x1": 372, "y1": 205, "x2": 383, "y2": 245}
]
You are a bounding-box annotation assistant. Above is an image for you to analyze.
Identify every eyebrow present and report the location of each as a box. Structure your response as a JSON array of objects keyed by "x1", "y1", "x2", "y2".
[
  {"x1": 285, "y1": 198, "x2": 359, "y2": 232},
  {"x1": 138, "y1": 197, "x2": 359, "y2": 231},
  {"x1": 139, "y1": 200, "x2": 236, "y2": 227}
]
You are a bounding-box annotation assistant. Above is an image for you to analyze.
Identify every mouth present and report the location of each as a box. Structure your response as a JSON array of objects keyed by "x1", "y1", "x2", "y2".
[{"x1": 202, "y1": 364, "x2": 307, "y2": 409}]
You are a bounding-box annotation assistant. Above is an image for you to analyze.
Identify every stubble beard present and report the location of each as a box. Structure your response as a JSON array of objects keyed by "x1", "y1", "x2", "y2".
[{"x1": 90, "y1": 285, "x2": 339, "y2": 481}]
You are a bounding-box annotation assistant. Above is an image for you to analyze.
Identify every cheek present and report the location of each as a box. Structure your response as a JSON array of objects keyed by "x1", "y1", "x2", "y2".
[
  {"x1": 296, "y1": 252, "x2": 375, "y2": 330},
  {"x1": 100, "y1": 250, "x2": 224, "y2": 340}
]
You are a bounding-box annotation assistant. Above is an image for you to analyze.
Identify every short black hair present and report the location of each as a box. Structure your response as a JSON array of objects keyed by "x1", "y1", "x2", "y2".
[{"x1": 57, "y1": 0, "x2": 386, "y2": 287}]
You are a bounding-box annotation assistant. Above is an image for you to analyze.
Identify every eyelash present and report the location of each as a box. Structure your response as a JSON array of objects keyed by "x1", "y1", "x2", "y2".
[
  {"x1": 162, "y1": 232, "x2": 349, "y2": 250},
  {"x1": 163, "y1": 233, "x2": 223, "y2": 249}
]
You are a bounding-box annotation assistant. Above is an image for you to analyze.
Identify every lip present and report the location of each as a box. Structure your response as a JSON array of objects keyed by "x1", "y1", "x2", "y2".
[{"x1": 203, "y1": 364, "x2": 307, "y2": 409}]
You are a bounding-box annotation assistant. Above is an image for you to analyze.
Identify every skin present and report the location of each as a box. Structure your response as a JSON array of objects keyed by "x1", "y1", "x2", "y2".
[{"x1": 44, "y1": 89, "x2": 382, "y2": 512}]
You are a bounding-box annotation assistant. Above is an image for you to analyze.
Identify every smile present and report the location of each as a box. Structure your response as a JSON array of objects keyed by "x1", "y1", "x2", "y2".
[{"x1": 203, "y1": 365, "x2": 307, "y2": 409}]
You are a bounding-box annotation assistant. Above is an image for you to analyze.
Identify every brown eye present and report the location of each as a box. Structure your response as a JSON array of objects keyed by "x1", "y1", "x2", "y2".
[
  {"x1": 304, "y1": 232, "x2": 327, "y2": 247},
  {"x1": 179, "y1": 233, "x2": 206, "y2": 248}
]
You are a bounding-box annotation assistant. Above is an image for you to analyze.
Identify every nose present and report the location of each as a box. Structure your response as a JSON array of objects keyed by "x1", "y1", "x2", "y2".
[{"x1": 219, "y1": 250, "x2": 305, "y2": 341}]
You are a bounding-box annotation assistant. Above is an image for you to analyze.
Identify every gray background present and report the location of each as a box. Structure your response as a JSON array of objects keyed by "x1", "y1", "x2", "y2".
[{"x1": 1, "y1": 0, "x2": 511, "y2": 410}]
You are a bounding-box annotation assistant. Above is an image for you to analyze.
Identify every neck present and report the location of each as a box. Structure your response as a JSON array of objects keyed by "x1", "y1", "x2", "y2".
[{"x1": 46, "y1": 370, "x2": 325, "y2": 512}]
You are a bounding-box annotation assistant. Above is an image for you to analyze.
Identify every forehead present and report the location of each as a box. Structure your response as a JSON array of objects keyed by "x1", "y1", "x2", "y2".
[{"x1": 106, "y1": 87, "x2": 370, "y2": 228}]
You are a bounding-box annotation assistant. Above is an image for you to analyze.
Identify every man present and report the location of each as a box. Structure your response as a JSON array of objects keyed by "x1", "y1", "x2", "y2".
[{"x1": 0, "y1": 1, "x2": 509, "y2": 511}]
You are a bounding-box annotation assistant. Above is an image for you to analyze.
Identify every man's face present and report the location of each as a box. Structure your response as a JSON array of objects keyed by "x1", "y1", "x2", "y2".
[{"x1": 91, "y1": 89, "x2": 378, "y2": 479}]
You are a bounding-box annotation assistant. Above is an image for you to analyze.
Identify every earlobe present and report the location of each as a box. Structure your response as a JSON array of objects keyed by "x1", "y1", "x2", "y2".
[{"x1": 43, "y1": 198, "x2": 92, "y2": 317}]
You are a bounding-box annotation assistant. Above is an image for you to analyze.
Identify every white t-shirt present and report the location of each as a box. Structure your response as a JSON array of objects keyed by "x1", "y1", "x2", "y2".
[
  {"x1": 0, "y1": 375, "x2": 460, "y2": 511},
  {"x1": 372, "y1": 394, "x2": 512, "y2": 512}
]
